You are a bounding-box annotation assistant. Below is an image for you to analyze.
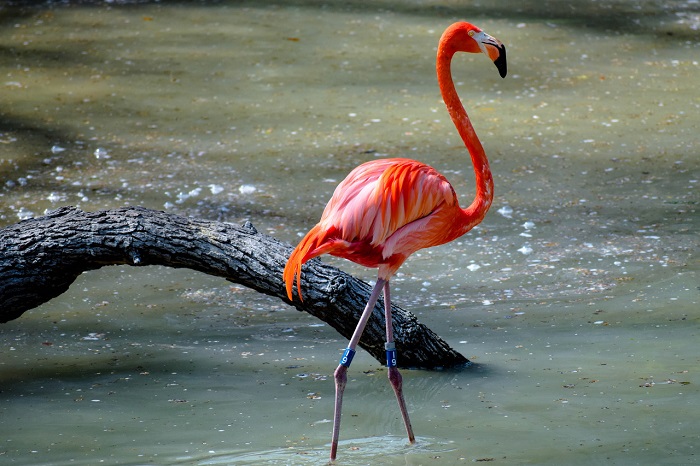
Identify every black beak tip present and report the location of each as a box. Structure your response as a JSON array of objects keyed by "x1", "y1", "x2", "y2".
[{"x1": 494, "y1": 45, "x2": 507, "y2": 78}]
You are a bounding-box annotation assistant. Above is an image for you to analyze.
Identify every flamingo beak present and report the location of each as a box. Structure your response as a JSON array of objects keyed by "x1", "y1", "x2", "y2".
[
  {"x1": 477, "y1": 32, "x2": 507, "y2": 78},
  {"x1": 491, "y1": 43, "x2": 507, "y2": 78}
]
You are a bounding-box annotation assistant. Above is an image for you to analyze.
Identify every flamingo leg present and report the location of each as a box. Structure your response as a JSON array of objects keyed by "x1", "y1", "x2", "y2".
[
  {"x1": 383, "y1": 281, "x2": 415, "y2": 445},
  {"x1": 330, "y1": 278, "x2": 386, "y2": 461}
]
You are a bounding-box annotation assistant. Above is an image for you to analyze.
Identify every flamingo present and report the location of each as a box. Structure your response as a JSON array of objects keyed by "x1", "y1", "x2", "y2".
[{"x1": 283, "y1": 21, "x2": 507, "y2": 460}]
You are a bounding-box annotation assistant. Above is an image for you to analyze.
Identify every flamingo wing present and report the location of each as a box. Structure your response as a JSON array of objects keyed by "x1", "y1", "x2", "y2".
[
  {"x1": 321, "y1": 158, "x2": 457, "y2": 250},
  {"x1": 283, "y1": 158, "x2": 457, "y2": 300}
]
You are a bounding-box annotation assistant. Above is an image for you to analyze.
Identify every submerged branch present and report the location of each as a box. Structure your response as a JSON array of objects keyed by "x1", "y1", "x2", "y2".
[{"x1": 0, "y1": 206, "x2": 469, "y2": 369}]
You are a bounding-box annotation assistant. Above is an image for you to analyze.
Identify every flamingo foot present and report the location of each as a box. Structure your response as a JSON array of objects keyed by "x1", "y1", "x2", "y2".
[
  {"x1": 388, "y1": 366, "x2": 415, "y2": 444},
  {"x1": 330, "y1": 364, "x2": 348, "y2": 461}
]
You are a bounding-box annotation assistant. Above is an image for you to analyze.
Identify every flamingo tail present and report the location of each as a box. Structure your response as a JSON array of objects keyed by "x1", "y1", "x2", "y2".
[{"x1": 283, "y1": 225, "x2": 339, "y2": 302}]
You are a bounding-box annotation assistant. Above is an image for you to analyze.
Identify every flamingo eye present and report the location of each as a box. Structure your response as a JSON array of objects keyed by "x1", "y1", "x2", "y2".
[{"x1": 468, "y1": 30, "x2": 475, "y2": 37}]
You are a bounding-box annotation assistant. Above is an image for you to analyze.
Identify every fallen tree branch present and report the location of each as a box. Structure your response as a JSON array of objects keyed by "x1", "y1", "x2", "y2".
[{"x1": 0, "y1": 206, "x2": 469, "y2": 369}]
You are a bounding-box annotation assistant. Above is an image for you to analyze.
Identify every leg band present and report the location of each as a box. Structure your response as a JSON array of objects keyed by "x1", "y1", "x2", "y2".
[
  {"x1": 385, "y1": 342, "x2": 397, "y2": 368},
  {"x1": 339, "y1": 348, "x2": 356, "y2": 367}
]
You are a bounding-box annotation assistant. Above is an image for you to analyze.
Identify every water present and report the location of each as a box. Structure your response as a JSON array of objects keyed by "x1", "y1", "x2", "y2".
[{"x1": 1, "y1": 1, "x2": 699, "y2": 464}]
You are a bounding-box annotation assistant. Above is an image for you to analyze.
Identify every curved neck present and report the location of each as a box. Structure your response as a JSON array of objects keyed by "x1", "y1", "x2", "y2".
[{"x1": 437, "y1": 47, "x2": 494, "y2": 230}]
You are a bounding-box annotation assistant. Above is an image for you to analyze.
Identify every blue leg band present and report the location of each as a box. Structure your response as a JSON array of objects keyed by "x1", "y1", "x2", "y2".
[
  {"x1": 386, "y1": 348, "x2": 397, "y2": 368},
  {"x1": 339, "y1": 348, "x2": 356, "y2": 367},
  {"x1": 385, "y1": 342, "x2": 398, "y2": 368}
]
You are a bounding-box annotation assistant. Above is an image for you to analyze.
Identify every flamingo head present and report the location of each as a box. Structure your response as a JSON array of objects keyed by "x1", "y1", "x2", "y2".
[{"x1": 442, "y1": 22, "x2": 508, "y2": 78}]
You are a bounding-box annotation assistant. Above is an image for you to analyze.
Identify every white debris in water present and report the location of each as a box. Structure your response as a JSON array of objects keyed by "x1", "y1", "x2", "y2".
[
  {"x1": 16, "y1": 207, "x2": 35, "y2": 220},
  {"x1": 176, "y1": 187, "x2": 202, "y2": 204},
  {"x1": 51, "y1": 145, "x2": 66, "y2": 154},
  {"x1": 467, "y1": 263, "x2": 481, "y2": 272},
  {"x1": 208, "y1": 184, "x2": 224, "y2": 195},
  {"x1": 518, "y1": 245, "x2": 533, "y2": 255},
  {"x1": 482, "y1": 299, "x2": 493, "y2": 306},
  {"x1": 497, "y1": 205, "x2": 513, "y2": 218},
  {"x1": 522, "y1": 221, "x2": 535, "y2": 229},
  {"x1": 94, "y1": 148, "x2": 110, "y2": 159},
  {"x1": 239, "y1": 184, "x2": 256, "y2": 195},
  {"x1": 47, "y1": 192, "x2": 63, "y2": 202}
]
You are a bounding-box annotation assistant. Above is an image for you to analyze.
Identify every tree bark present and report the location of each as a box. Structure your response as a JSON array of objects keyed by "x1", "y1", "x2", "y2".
[{"x1": 0, "y1": 206, "x2": 469, "y2": 369}]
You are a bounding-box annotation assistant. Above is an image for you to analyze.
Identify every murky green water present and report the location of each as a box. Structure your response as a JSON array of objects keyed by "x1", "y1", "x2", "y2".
[{"x1": 1, "y1": 1, "x2": 698, "y2": 464}]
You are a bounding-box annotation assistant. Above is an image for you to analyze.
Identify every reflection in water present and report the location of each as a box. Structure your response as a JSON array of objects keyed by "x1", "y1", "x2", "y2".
[
  {"x1": 0, "y1": 1, "x2": 698, "y2": 465},
  {"x1": 198, "y1": 435, "x2": 448, "y2": 465}
]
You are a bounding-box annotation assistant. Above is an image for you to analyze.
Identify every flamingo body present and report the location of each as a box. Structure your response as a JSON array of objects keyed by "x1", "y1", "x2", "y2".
[{"x1": 284, "y1": 157, "x2": 485, "y2": 298}]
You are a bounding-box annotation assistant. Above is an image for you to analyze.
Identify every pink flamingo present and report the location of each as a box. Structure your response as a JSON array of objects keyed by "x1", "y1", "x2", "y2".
[{"x1": 283, "y1": 21, "x2": 507, "y2": 460}]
